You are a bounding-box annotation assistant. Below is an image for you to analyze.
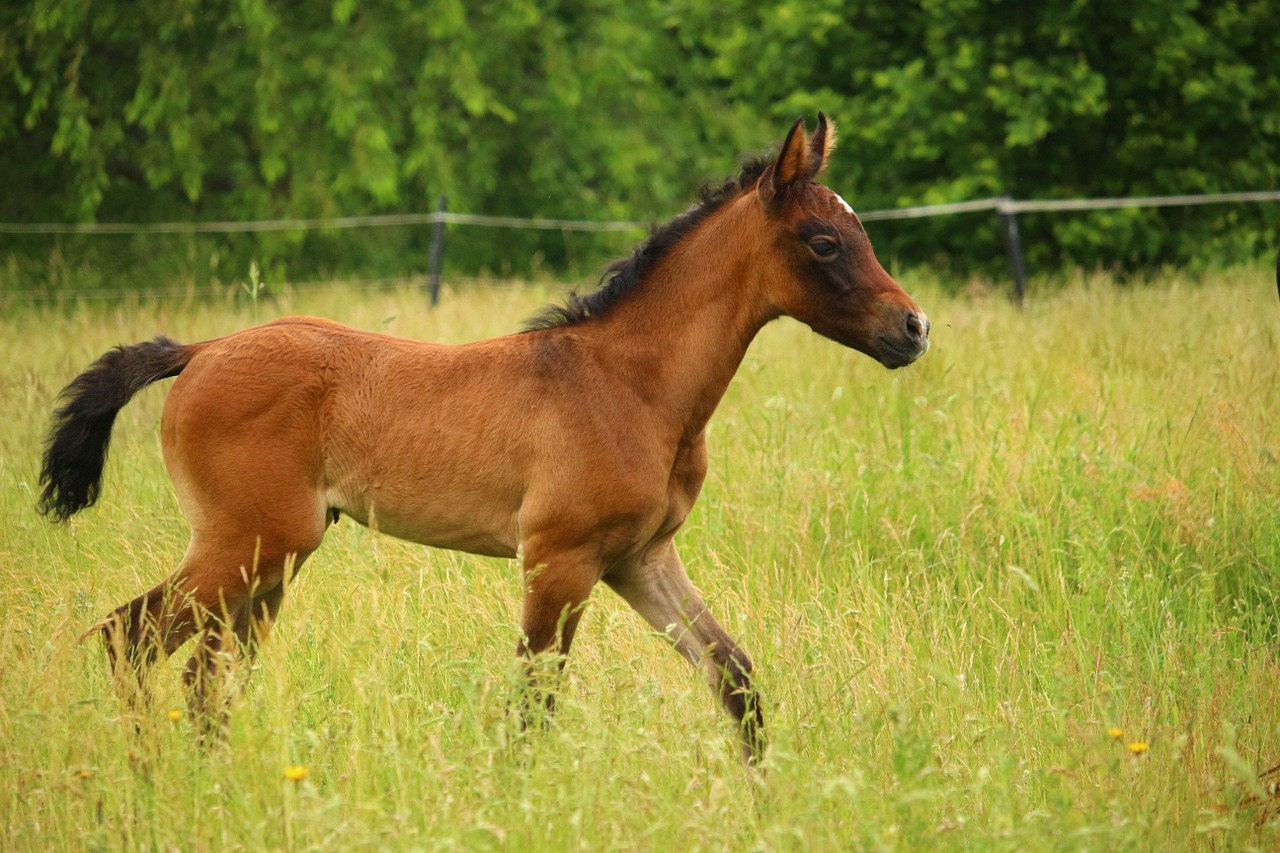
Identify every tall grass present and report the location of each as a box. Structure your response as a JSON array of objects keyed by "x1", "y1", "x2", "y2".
[{"x1": 1, "y1": 269, "x2": 1278, "y2": 850}]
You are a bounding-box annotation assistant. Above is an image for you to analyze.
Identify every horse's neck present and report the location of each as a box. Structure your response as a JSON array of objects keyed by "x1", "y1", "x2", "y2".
[{"x1": 585, "y1": 236, "x2": 777, "y2": 445}]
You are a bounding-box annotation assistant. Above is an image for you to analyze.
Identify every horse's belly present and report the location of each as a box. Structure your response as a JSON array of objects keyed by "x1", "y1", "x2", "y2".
[{"x1": 327, "y1": 483, "x2": 520, "y2": 559}]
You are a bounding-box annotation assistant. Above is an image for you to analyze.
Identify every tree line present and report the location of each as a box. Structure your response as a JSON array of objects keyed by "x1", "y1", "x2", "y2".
[{"x1": 3, "y1": 0, "x2": 1278, "y2": 290}]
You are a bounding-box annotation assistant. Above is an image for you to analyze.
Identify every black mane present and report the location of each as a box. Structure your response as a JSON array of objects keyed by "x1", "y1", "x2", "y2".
[{"x1": 520, "y1": 155, "x2": 772, "y2": 333}]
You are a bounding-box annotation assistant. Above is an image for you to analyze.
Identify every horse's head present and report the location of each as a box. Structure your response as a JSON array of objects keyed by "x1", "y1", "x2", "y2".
[{"x1": 751, "y1": 114, "x2": 930, "y2": 369}]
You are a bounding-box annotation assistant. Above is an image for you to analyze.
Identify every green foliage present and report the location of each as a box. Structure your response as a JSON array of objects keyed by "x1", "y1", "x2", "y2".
[
  {"x1": 0, "y1": 0, "x2": 765, "y2": 285},
  {"x1": 2, "y1": 1, "x2": 1279, "y2": 288},
  {"x1": 699, "y1": 0, "x2": 1280, "y2": 272}
]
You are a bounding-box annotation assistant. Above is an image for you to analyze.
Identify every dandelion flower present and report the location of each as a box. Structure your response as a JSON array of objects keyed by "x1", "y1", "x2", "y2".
[
  {"x1": 1127, "y1": 742, "x2": 1149, "y2": 755},
  {"x1": 284, "y1": 765, "x2": 309, "y2": 782},
  {"x1": 167, "y1": 709, "x2": 183, "y2": 722},
  {"x1": 1107, "y1": 727, "x2": 1124, "y2": 740}
]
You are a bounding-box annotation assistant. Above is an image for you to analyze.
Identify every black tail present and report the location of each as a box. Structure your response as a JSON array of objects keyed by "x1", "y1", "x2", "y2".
[{"x1": 38, "y1": 336, "x2": 192, "y2": 523}]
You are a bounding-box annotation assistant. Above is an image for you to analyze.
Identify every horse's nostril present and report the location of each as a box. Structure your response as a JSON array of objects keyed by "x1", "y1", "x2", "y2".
[{"x1": 906, "y1": 312, "x2": 928, "y2": 341}]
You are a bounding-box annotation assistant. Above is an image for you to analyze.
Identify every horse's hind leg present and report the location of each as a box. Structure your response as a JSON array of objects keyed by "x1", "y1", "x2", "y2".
[
  {"x1": 98, "y1": 558, "x2": 224, "y2": 716},
  {"x1": 95, "y1": 346, "x2": 330, "y2": 726},
  {"x1": 100, "y1": 517, "x2": 320, "y2": 727},
  {"x1": 98, "y1": 584, "x2": 183, "y2": 715},
  {"x1": 183, "y1": 577, "x2": 291, "y2": 737}
]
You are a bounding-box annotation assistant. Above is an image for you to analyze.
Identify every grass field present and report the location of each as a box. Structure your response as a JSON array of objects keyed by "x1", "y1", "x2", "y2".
[{"x1": 2, "y1": 269, "x2": 1279, "y2": 851}]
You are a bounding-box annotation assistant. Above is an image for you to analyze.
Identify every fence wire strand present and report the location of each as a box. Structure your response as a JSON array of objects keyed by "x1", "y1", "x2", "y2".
[{"x1": 3, "y1": 190, "x2": 1278, "y2": 236}]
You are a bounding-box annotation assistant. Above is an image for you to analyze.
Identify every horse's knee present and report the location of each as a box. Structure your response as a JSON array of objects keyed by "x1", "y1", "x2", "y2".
[
  {"x1": 705, "y1": 645, "x2": 765, "y2": 761},
  {"x1": 517, "y1": 560, "x2": 596, "y2": 658},
  {"x1": 707, "y1": 646, "x2": 756, "y2": 709}
]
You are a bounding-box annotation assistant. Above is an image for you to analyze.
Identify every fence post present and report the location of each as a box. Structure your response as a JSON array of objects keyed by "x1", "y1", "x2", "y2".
[
  {"x1": 998, "y1": 197, "x2": 1028, "y2": 304},
  {"x1": 427, "y1": 195, "x2": 448, "y2": 307}
]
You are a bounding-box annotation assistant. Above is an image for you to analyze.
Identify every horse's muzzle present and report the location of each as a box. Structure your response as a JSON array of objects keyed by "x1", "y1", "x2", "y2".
[{"x1": 877, "y1": 309, "x2": 930, "y2": 369}]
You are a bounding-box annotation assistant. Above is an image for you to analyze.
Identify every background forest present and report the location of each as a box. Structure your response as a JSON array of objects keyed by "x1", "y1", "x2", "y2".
[{"x1": 3, "y1": 0, "x2": 1279, "y2": 289}]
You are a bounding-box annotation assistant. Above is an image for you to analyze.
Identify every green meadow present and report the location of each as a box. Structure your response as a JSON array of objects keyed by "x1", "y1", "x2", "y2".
[{"x1": 1, "y1": 269, "x2": 1278, "y2": 850}]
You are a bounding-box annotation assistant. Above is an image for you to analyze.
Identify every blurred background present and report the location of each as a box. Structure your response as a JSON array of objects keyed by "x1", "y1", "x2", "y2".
[{"x1": 2, "y1": 0, "x2": 1278, "y2": 295}]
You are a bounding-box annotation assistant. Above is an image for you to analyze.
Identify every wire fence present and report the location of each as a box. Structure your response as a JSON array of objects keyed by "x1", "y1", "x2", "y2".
[
  {"x1": 0, "y1": 211, "x2": 642, "y2": 235},
  {"x1": 4, "y1": 189, "x2": 1279, "y2": 302},
  {"x1": 10, "y1": 191, "x2": 1279, "y2": 234}
]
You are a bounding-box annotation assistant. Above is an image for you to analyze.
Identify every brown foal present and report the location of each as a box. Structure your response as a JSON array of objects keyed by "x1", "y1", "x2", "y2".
[{"x1": 39, "y1": 115, "x2": 929, "y2": 761}]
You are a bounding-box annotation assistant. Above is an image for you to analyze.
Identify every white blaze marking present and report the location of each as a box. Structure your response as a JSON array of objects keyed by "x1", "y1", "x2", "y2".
[{"x1": 834, "y1": 192, "x2": 855, "y2": 215}]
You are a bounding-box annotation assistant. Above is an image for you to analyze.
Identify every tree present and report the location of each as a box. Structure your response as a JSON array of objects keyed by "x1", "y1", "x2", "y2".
[
  {"x1": 0, "y1": 0, "x2": 763, "y2": 286},
  {"x1": 3, "y1": 0, "x2": 1278, "y2": 290},
  {"x1": 689, "y1": 0, "x2": 1280, "y2": 272}
]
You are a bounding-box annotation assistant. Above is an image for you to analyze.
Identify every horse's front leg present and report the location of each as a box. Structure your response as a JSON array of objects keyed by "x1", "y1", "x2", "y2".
[
  {"x1": 604, "y1": 541, "x2": 765, "y2": 763},
  {"x1": 515, "y1": 543, "x2": 599, "y2": 726}
]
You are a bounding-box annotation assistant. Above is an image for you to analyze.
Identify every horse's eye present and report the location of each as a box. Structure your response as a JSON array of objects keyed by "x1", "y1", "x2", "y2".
[{"x1": 809, "y1": 237, "x2": 839, "y2": 258}]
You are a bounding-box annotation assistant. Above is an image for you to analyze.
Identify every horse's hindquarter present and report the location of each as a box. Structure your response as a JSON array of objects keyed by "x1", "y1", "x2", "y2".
[{"x1": 161, "y1": 320, "x2": 337, "y2": 558}]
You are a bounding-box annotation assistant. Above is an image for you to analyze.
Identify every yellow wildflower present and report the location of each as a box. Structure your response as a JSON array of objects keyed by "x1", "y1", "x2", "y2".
[
  {"x1": 167, "y1": 709, "x2": 183, "y2": 722},
  {"x1": 284, "y1": 765, "x2": 309, "y2": 782},
  {"x1": 1107, "y1": 727, "x2": 1124, "y2": 740},
  {"x1": 1126, "y1": 741, "x2": 1149, "y2": 755}
]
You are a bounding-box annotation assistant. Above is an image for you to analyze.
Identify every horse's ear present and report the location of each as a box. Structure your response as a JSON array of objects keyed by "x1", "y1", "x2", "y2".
[
  {"x1": 763, "y1": 117, "x2": 812, "y2": 203},
  {"x1": 808, "y1": 112, "x2": 837, "y2": 175}
]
